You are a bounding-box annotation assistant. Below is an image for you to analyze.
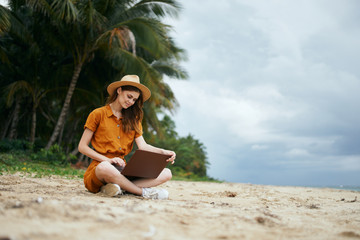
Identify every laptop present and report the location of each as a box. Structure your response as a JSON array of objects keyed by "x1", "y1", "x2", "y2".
[{"x1": 120, "y1": 149, "x2": 171, "y2": 178}]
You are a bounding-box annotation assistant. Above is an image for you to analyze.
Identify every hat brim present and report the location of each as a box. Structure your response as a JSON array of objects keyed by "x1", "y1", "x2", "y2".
[{"x1": 107, "y1": 81, "x2": 151, "y2": 102}]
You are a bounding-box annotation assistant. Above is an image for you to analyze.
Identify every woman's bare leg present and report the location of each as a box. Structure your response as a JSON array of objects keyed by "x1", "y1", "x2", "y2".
[
  {"x1": 95, "y1": 161, "x2": 142, "y2": 195},
  {"x1": 131, "y1": 168, "x2": 172, "y2": 188}
]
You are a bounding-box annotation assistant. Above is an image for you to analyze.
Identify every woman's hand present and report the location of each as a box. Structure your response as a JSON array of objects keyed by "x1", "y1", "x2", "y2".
[
  {"x1": 135, "y1": 136, "x2": 176, "y2": 164},
  {"x1": 108, "y1": 157, "x2": 126, "y2": 171},
  {"x1": 163, "y1": 150, "x2": 176, "y2": 165}
]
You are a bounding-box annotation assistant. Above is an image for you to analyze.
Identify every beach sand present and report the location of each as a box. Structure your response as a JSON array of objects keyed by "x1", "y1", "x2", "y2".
[{"x1": 0, "y1": 173, "x2": 359, "y2": 240}]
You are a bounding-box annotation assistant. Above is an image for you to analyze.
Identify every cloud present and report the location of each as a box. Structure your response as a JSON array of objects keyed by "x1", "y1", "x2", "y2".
[
  {"x1": 251, "y1": 144, "x2": 268, "y2": 150},
  {"x1": 285, "y1": 148, "x2": 311, "y2": 158},
  {"x1": 165, "y1": 0, "x2": 360, "y2": 185}
]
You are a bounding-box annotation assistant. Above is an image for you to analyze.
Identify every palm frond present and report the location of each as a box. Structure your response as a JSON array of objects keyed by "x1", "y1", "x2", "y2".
[
  {"x1": 107, "y1": 46, "x2": 156, "y2": 78},
  {"x1": 0, "y1": 5, "x2": 11, "y2": 34},
  {"x1": 25, "y1": 0, "x2": 53, "y2": 17},
  {"x1": 109, "y1": 17, "x2": 171, "y2": 58},
  {"x1": 50, "y1": 0, "x2": 78, "y2": 23},
  {"x1": 5, "y1": 80, "x2": 33, "y2": 106},
  {"x1": 132, "y1": 0, "x2": 182, "y2": 19},
  {"x1": 78, "y1": 0, "x2": 108, "y2": 33},
  {"x1": 0, "y1": 44, "x2": 10, "y2": 64},
  {"x1": 151, "y1": 59, "x2": 188, "y2": 79},
  {"x1": 3, "y1": 4, "x2": 37, "y2": 44},
  {"x1": 8, "y1": 0, "x2": 26, "y2": 11}
]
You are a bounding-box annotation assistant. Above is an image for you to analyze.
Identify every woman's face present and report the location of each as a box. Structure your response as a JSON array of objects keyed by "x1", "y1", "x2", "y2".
[{"x1": 117, "y1": 88, "x2": 140, "y2": 109}]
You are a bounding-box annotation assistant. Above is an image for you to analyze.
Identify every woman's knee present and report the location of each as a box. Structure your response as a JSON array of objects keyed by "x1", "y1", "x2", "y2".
[
  {"x1": 159, "y1": 168, "x2": 172, "y2": 182},
  {"x1": 95, "y1": 161, "x2": 117, "y2": 179}
]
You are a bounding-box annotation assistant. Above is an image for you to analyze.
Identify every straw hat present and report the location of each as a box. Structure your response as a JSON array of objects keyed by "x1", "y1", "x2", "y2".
[{"x1": 107, "y1": 75, "x2": 151, "y2": 102}]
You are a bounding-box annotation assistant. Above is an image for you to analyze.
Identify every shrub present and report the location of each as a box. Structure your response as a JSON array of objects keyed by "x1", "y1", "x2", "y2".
[
  {"x1": 30, "y1": 144, "x2": 75, "y2": 165},
  {"x1": 0, "y1": 139, "x2": 32, "y2": 152}
]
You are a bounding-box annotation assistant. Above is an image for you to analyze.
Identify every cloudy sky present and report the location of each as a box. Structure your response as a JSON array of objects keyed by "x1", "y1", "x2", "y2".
[
  {"x1": 1, "y1": 0, "x2": 359, "y2": 187},
  {"x1": 164, "y1": 0, "x2": 360, "y2": 186}
]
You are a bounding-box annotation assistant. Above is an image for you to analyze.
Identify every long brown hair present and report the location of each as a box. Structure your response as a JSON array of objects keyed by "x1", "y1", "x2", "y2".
[{"x1": 106, "y1": 86, "x2": 144, "y2": 134}]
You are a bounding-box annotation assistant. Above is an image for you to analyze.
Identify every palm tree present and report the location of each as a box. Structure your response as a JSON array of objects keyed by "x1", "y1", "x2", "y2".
[
  {"x1": 25, "y1": 0, "x2": 186, "y2": 149},
  {"x1": 0, "y1": 1, "x2": 63, "y2": 144},
  {"x1": 6, "y1": 80, "x2": 52, "y2": 144}
]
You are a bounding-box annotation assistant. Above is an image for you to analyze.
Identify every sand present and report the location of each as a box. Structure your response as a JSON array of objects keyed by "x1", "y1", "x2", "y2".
[{"x1": 0, "y1": 173, "x2": 359, "y2": 240}]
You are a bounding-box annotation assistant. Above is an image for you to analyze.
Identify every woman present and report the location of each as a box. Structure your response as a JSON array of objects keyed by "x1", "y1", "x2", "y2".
[{"x1": 78, "y1": 75, "x2": 176, "y2": 200}]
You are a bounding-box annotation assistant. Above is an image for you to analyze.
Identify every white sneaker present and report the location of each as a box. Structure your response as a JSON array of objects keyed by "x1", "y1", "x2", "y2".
[
  {"x1": 100, "y1": 183, "x2": 122, "y2": 197},
  {"x1": 142, "y1": 188, "x2": 169, "y2": 200}
]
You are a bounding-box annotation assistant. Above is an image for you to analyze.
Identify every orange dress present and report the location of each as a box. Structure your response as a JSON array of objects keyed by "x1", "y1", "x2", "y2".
[{"x1": 83, "y1": 105, "x2": 142, "y2": 193}]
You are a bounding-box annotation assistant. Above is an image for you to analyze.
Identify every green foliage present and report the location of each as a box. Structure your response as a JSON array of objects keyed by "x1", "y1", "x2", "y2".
[
  {"x1": 30, "y1": 144, "x2": 76, "y2": 166},
  {"x1": 0, "y1": 139, "x2": 77, "y2": 175},
  {"x1": 145, "y1": 115, "x2": 212, "y2": 180},
  {"x1": 0, "y1": 152, "x2": 84, "y2": 178},
  {"x1": 0, "y1": 139, "x2": 33, "y2": 152}
]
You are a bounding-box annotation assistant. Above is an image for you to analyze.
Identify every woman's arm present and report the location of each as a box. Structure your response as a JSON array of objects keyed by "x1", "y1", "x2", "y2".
[
  {"x1": 78, "y1": 128, "x2": 108, "y2": 162},
  {"x1": 78, "y1": 128, "x2": 125, "y2": 167},
  {"x1": 135, "y1": 136, "x2": 176, "y2": 164}
]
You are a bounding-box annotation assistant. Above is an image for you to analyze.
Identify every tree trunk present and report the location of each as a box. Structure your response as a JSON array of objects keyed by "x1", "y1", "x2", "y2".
[
  {"x1": 70, "y1": 146, "x2": 78, "y2": 155},
  {"x1": 30, "y1": 105, "x2": 36, "y2": 145},
  {"x1": 8, "y1": 98, "x2": 21, "y2": 140},
  {"x1": 57, "y1": 119, "x2": 65, "y2": 146},
  {"x1": 1, "y1": 110, "x2": 14, "y2": 140},
  {"x1": 45, "y1": 61, "x2": 84, "y2": 149}
]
